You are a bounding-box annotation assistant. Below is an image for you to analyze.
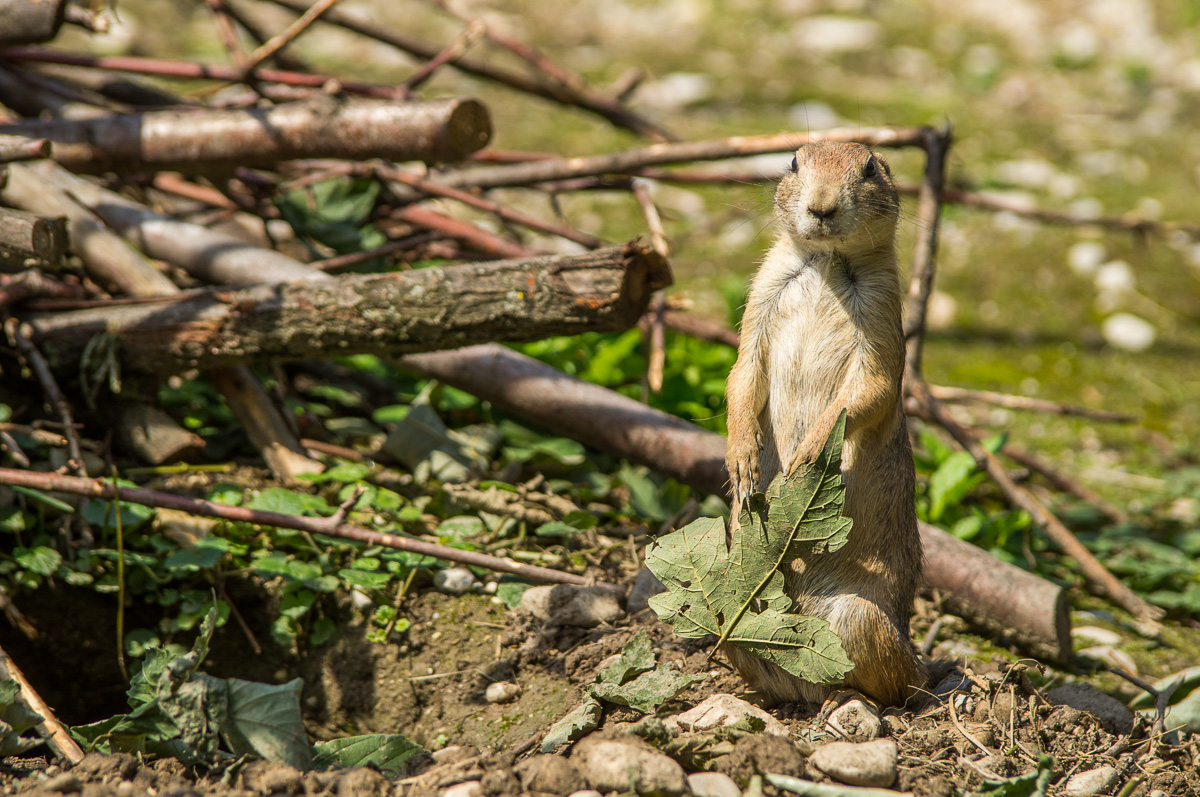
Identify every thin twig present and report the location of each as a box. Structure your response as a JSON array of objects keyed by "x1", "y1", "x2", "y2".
[
  {"x1": 0, "y1": 271, "x2": 87, "y2": 311},
  {"x1": 0, "y1": 467, "x2": 607, "y2": 588},
  {"x1": 240, "y1": 0, "x2": 344, "y2": 78},
  {"x1": 3, "y1": 319, "x2": 86, "y2": 477},
  {"x1": 0, "y1": 135, "x2": 50, "y2": 163},
  {"x1": 903, "y1": 125, "x2": 952, "y2": 372},
  {"x1": 403, "y1": 20, "x2": 485, "y2": 91},
  {"x1": 631, "y1": 178, "x2": 670, "y2": 394},
  {"x1": 928, "y1": 385, "x2": 1134, "y2": 423},
  {"x1": 0, "y1": 643, "x2": 84, "y2": 764},
  {"x1": 384, "y1": 168, "x2": 604, "y2": 248},
  {"x1": 203, "y1": 0, "x2": 249, "y2": 66},
  {"x1": 0, "y1": 48, "x2": 410, "y2": 101},
  {"x1": 393, "y1": 205, "x2": 539, "y2": 259}
]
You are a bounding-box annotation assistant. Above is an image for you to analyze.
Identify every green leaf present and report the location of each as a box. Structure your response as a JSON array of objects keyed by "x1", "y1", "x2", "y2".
[
  {"x1": 220, "y1": 677, "x2": 313, "y2": 770},
  {"x1": 247, "y1": 489, "x2": 331, "y2": 517},
  {"x1": 14, "y1": 546, "x2": 62, "y2": 576},
  {"x1": 589, "y1": 667, "x2": 705, "y2": 714},
  {"x1": 81, "y1": 498, "x2": 155, "y2": 532},
  {"x1": 338, "y1": 568, "x2": 392, "y2": 590},
  {"x1": 163, "y1": 547, "x2": 224, "y2": 572},
  {"x1": 312, "y1": 734, "x2": 426, "y2": 777},
  {"x1": 310, "y1": 618, "x2": 337, "y2": 646},
  {"x1": 541, "y1": 698, "x2": 602, "y2": 753},
  {"x1": 646, "y1": 411, "x2": 853, "y2": 686},
  {"x1": 10, "y1": 486, "x2": 75, "y2": 513},
  {"x1": 495, "y1": 580, "x2": 534, "y2": 609},
  {"x1": 597, "y1": 630, "x2": 656, "y2": 685},
  {"x1": 927, "y1": 451, "x2": 984, "y2": 522}
]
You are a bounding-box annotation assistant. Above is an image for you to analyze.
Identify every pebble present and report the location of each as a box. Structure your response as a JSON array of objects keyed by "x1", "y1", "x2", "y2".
[
  {"x1": 439, "y1": 781, "x2": 482, "y2": 797},
  {"x1": 687, "y1": 771, "x2": 742, "y2": 797},
  {"x1": 665, "y1": 693, "x2": 788, "y2": 736},
  {"x1": 1067, "y1": 241, "x2": 1106, "y2": 277},
  {"x1": 625, "y1": 569, "x2": 667, "y2": 615},
  {"x1": 1060, "y1": 766, "x2": 1120, "y2": 797},
  {"x1": 1072, "y1": 626, "x2": 1122, "y2": 646},
  {"x1": 514, "y1": 756, "x2": 586, "y2": 795},
  {"x1": 566, "y1": 792, "x2": 603, "y2": 797},
  {"x1": 434, "y1": 567, "x2": 480, "y2": 595},
  {"x1": 485, "y1": 681, "x2": 521, "y2": 704},
  {"x1": 808, "y1": 739, "x2": 898, "y2": 788},
  {"x1": 791, "y1": 15, "x2": 881, "y2": 54},
  {"x1": 1047, "y1": 683, "x2": 1134, "y2": 735},
  {"x1": 635, "y1": 72, "x2": 715, "y2": 110},
  {"x1": 572, "y1": 737, "x2": 689, "y2": 797},
  {"x1": 1102, "y1": 313, "x2": 1156, "y2": 352},
  {"x1": 521, "y1": 585, "x2": 624, "y2": 627},
  {"x1": 826, "y1": 697, "x2": 882, "y2": 742},
  {"x1": 1077, "y1": 645, "x2": 1138, "y2": 676},
  {"x1": 42, "y1": 773, "x2": 82, "y2": 793}
]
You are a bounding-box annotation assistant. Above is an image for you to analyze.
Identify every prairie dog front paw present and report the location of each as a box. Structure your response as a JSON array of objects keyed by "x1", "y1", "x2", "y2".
[{"x1": 726, "y1": 425, "x2": 763, "y2": 504}]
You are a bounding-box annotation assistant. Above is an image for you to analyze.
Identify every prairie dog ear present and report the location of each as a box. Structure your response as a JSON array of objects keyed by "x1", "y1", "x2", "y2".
[{"x1": 873, "y1": 153, "x2": 893, "y2": 176}]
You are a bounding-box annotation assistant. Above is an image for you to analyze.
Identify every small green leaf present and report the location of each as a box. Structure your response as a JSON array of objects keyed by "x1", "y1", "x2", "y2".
[
  {"x1": 14, "y1": 546, "x2": 62, "y2": 576},
  {"x1": 310, "y1": 618, "x2": 337, "y2": 646},
  {"x1": 597, "y1": 630, "x2": 656, "y2": 685},
  {"x1": 220, "y1": 677, "x2": 313, "y2": 770},
  {"x1": 589, "y1": 667, "x2": 705, "y2": 714},
  {"x1": 312, "y1": 734, "x2": 426, "y2": 777},
  {"x1": 541, "y1": 698, "x2": 602, "y2": 753}
]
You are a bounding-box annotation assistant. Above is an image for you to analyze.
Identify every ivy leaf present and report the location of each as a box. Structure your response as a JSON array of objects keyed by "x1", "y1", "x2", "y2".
[
  {"x1": 312, "y1": 734, "x2": 425, "y2": 777},
  {"x1": 589, "y1": 668, "x2": 705, "y2": 714},
  {"x1": 646, "y1": 411, "x2": 853, "y2": 686},
  {"x1": 596, "y1": 631, "x2": 656, "y2": 685}
]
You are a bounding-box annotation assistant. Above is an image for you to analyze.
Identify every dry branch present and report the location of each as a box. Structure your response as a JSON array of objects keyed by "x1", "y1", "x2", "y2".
[
  {"x1": 396, "y1": 343, "x2": 1072, "y2": 652},
  {"x1": 24, "y1": 245, "x2": 671, "y2": 373},
  {"x1": 903, "y1": 125, "x2": 952, "y2": 370},
  {"x1": 0, "y1": 97, "x2": 492, "y2": 174},
  {"x1": 393, "y1": 205, "x2": 536, "y2": 260},
  {"x1": 0, "y1": 47, "x2": 412, "y2": 102},
  {"x1": 239, "y1": 0, "x2": 343, "y2": 78},
  {"x1": 0, "y1": 467, "x2": 599, "y2": 588},
  {"x1": 0, "y1": 642, "x2": 83, "y2": 764},
  {"x1": 429, "y1": 127, "x2": 928, "y2": 191},
  {"x1": 261, "y1": 0, "x2": 672, "y2": 141},
  {"x1": 4, "y1": 319, "x2": 85, "y2": 476},
  {"x1": 928, "y1": 384, "x2": 1134, "y2": 423},
  {"x1": 0, "y1": 206, "x2": 67, "y2": 268},
  {"x1": 0, "y1": 0, "x2": 67, "y2": 47},
  {"x1": 0, "y1": 134, "x2": 50, "y2": 163}
]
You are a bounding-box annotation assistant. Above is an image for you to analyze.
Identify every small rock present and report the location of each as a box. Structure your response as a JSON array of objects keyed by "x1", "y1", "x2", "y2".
[
  {"x1": 791, "y1": 15, "x2": 880, "y2": 54},
  {"x1": 42, "y1": 773, "x2": 82, "y2": 793},
  {"x1": 1068, "y1": 241, "x2": 1107, "y2": 276},
  {"x1": 626, "y1": 569, "x2": 667, "y2": 615},
  {"x1": 1102, "y1": 313, "x2": 1155, "y2": 352},
  {"x1": 350, "y1": 590, "x2": 372, "y2": 609},
  {"x1": 566, "y1": 792, "x2": 603, "y2": 797},
  {"x1": 665, "y1": 693, "x2": 787, "y2": 736},
  {"x1": 687, "y1": 771, "x2": 741, "y2": 797},
  {"x1": 1072, "y1": 626, "x2": 1122, "y2": 646},
  {"x1": 335, "y1": 767, "x2": 392, "y2": 797},
  {"x1": 826, "y1": 698, "x2": 882, "y2": 742},
  {"x1": 635, "y1": 72, "x2": 715, "y2": 110},
  {"x1": 1061, "y1": 765, "x2": 1120, "y2": 797},
  {"x1": 240, "y1": 761, "x2": 304, "y2": 795},
  {"x1": 522, "y1": 585, "x2": 624, "y2": 627},
  {"x1": 1047, "y1": 683, "x2": 1134, "y2": 735},
  {"x1": 440, "y1": 781, "x2": 482, "y2": 797},
  {"x1": 485, "y1": 681, "x2": 521, "y2": 704},
  {"x1": 431, "y1": 745, "x2": 477, "y2": 764},
  {"x1": 572, "y1": 736, "x2": 689, "y2": 797},
  {"x1": 809, "y1": 739, "x2": 898, "y2": 788},
  {"x1": 435, "y1": 567, "x2": 480, "y2": 595},
  {"x1": 514, "y1": 755, "x2": 586, "y2": 795}
]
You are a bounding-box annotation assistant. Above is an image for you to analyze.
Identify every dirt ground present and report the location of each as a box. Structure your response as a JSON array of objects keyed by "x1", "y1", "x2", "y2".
[{"x1": 3, "y1": 567, "x2": 1198, "y2": 797}]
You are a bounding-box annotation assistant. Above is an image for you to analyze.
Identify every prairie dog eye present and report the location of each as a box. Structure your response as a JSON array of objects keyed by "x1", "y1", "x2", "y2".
[
  {"x1": 862, "y1": 158, "x2": 878, "y2": 178},
  {"x1": 789, "y1": 155, "x2": 798, "y2": 173}
]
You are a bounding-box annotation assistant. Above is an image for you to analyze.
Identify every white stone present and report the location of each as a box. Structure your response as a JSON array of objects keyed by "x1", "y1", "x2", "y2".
[
  {"x1": 1071, "y1": 626, "x2": 1122, "y2": 646},
  {"x1": 522, "y1": 585, "x2": 624, "y2": 627},
  {"x1": 687, "y1": 771, "x2": 742, "y2": 797},
  {"x1": 1067, "y1": 241, "x2": 1107, "y2": 277},
  {"x1": 1077, "y1": 645, "x2": 1138, "y2": 676},
  {"x1": 1094, "y1": 260, "x2": 1135, "y2": 296},
  {"x1": 485, "y1": 681, "x2": 521, "y2": 704},
  {"x1": 439, "y1": 781, "x2": 482, "y2": 797},
  {"x1": 434, "y1": 567, "x2": 479, "y2": 595},
  {"x1": 636, "y1": 72, "x2": 715, "y2": 110},
  {"x1": 1061, "y1": 766, "x2": 1120, "y2": 797},
  {"x1": 791, "y1": 16, "x2": 880, "y2": 54},
  {"x1": 1102, "y1": 313, "x2": 1156, "y2": 352},
  {"x1": 809, "y1": 738, "x2": 898, "y2": 788},
  {"x1": 826, "y1": 697, "x2": 881, "y2": 742},
  {"x1": 566, "y1": 792, "x2": 603, "y2": 797},
  {"x1": 572, "y1": 738, "x2": 690, "y2": 796},
  {"x1": 665, "y1": 693, "x2": 788, "y2": 736},
  {"x1": 349, "y1": 590, "x2": 372, "y2": 609},
  {"x1": 926, "y1": 290, "x2": 958, "y2": 331}
]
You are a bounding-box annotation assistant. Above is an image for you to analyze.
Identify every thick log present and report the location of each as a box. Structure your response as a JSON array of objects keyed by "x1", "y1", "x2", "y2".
[
  {"x1": 0, "y1": 206, "x2": 67, "y2": 268},
  {"x1": 0, "y1": 97, "x2": 492, "y2": 173},
  {"x1": 24, "y1": 245, "x2": 671, "y2": 373},
  {"x1": 0, "y1": 0, "x2": 67, "y2": 47},
  {"x1": 396, "y1": 343, "x2": 1072, "y2": 658}
]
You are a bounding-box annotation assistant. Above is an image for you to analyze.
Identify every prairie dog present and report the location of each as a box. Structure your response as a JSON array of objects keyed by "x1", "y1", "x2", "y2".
[{"x1": 723, "y1": 141, "x2": 925, "y2": 706}]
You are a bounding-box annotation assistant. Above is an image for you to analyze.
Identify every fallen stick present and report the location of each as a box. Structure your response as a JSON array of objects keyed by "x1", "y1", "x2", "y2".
[
  {"x1": 4, "y1": 318, "x2": 86, "y2": 477},
  {"x1": 394, "y1": 343, "x2": 1072, "y2": 655},
  {"x1": 393, "y1": 205, "x2": 537, "y2": 260},
  {"x1": 0, "y1": 206, "x2": 67, "y2": 268},
  {"x1": 23, "y1": 245, "x2": 671, "y2": 373},
  {"x1": 238, "y1": 0, "x2": 343, "y2": 78},
  {"x1": 260, "y1": 0, "x2": 672, "y2": 141},
  {"x1": 0, "y1": 642, "x2": 84, "y2": 764},
  {"x1": 0, "y1": 97, "x2": 492, "y2": 173},
  {"x1": 0, "y1": 467, "x2": 597, "y2": 588},
  {"x1": 0, "y1": 133, "x2": 50, "y2": 163},
  {"x1": 928, "y1": 384, "x2": 1135, "y2": 423},
  {"x1": 428, "y1": 126, "x2": 928, "y2": 191},
  {"x1": 0, "y1": 47, "x2": 413, "y2": 102}
]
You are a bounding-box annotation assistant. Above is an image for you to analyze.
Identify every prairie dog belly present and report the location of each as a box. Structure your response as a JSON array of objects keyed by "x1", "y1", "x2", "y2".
[{"x1": 757, "y1": 271, "x2": 856, "y2": 486}]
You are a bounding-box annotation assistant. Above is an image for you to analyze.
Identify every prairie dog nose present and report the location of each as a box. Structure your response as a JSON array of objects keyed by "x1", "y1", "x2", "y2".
[{"x1": 807, "y1": 203, "x2": 838, "y2": 221}]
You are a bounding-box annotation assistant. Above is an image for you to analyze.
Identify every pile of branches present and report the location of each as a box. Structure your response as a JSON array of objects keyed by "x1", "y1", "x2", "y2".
[{"x1": 0, "y1": 0, "x2": 1173, "y2": 764}]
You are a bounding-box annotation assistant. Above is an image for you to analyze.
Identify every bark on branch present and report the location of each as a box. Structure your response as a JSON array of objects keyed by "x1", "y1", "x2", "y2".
[
  {"x1": 0, "y1": 0, "x2": 68, "y2": 47},
  {"x1": 24, "y1": 245, "x2": 671, "y2": 373},
  {"x1": 394, "y1": 343, "x2": 1071, "y2": 657},
  {"x1": 0, "y1": 206, "x2": 67, "y2": 268},
  {"x1": 0, "y1": 97, "x2": 492, "y2": 174}
]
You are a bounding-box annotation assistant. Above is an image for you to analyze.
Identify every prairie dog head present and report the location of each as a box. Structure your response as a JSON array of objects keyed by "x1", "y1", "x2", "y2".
[{"x1": 774, "y1": 142, "x2": 900, "y2": 253}]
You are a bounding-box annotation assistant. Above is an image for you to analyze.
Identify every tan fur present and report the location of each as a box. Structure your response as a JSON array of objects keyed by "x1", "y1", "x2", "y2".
[{"x1": 724, "y1": 142, "x2": 925, "y2": 706}]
